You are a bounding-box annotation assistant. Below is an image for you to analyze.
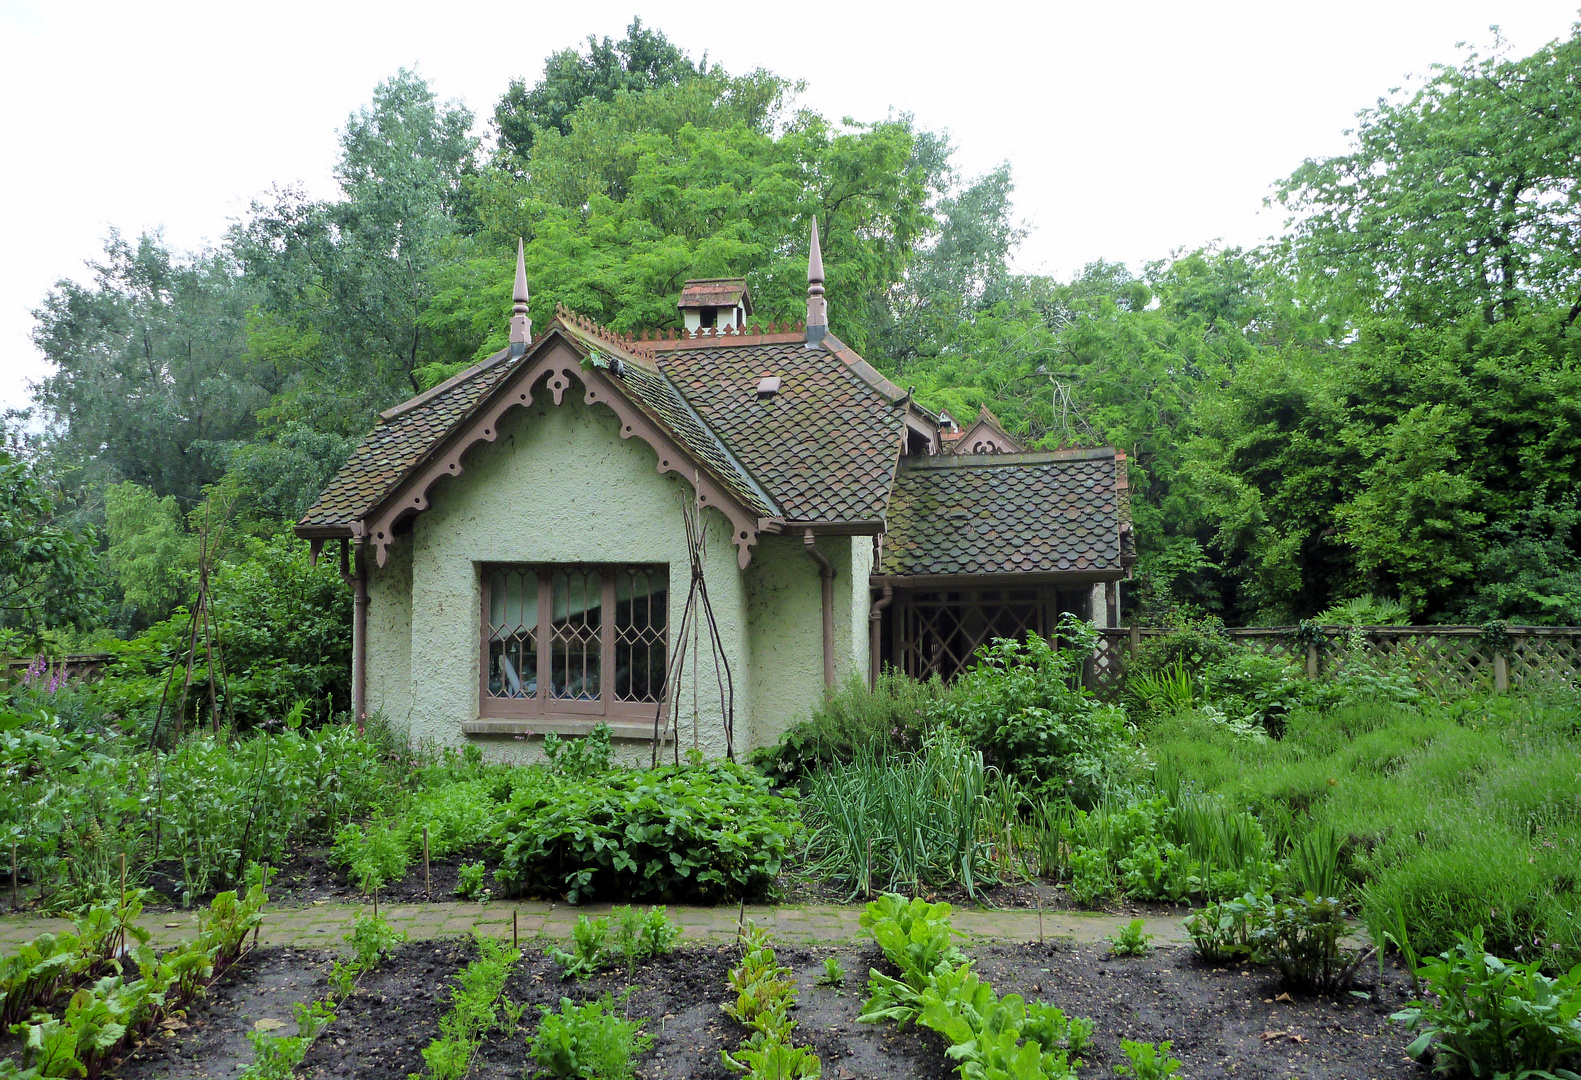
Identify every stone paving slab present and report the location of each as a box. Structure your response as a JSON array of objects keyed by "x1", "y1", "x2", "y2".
[{"x1": 0, "y1": 900, "x2": 1192, "y2": 955}]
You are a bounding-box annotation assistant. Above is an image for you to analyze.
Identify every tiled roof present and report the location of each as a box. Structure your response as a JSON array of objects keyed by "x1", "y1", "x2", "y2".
[
  {"x1": 298, "y1": 352, "x2": 518, "y2": 530},
  {"x1": 879, "y1": 450, "x2": 1122, "y2": 576},
  {"x1": 678, "y1": 278, "x2": 751, "y2": 312},
  {"x1": 604, "y1": 358, "x2": 775, "y2": 519},
  {"x1": 655, "y1": 337, "x2": 905, "y2": 522}
]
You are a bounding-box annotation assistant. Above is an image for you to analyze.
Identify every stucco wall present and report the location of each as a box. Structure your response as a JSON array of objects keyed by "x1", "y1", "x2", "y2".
[
  {"x1": 373, "y1": 359, "x2": 757, "y2": 764},
  {"x1": 742, "y1": 532, "x2": 874, "y2": 753},
  {"x1": 365, "y1": 531, "x2": 414, "y2": 727}
]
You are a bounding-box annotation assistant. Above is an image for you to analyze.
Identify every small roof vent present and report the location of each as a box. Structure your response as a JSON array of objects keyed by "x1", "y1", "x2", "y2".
[{"x1": 756, "y1": 375, "x2": 782, "y2": 397}]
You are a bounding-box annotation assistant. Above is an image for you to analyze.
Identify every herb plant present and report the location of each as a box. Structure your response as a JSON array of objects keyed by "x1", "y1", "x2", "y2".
[
  {"x1": 1115, "y1": 1040, "x2": 1183, "y2": 1080},
  {"x1": 528, "y1": 994, "x2": 654, "y2": 1080}
]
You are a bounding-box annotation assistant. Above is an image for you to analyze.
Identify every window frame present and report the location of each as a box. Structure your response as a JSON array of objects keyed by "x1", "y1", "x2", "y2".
[{"x1": 478, "y1": 562, "x2": 669, "y2": 728}]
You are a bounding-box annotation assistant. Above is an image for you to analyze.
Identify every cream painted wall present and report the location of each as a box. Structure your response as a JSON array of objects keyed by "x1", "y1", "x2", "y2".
[
  {"x1": 741, "y1": 532, "x2": 874, "y2": 753},
  {"x1": 365, "y1": 530, "x2": 414, "y2": 727},
  {"x1": 369, "y1": 362, "x2": 765, "y2": 764}
]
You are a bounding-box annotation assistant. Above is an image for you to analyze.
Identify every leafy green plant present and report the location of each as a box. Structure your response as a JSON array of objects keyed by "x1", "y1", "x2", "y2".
[
  {"x1": 944, "y1": 622, "x2": 1140, "y2": 805},
  {"x1": 1249, "y1": 893, "x2": 1369, "y2": 993},
  {"x1": 613, "y1": 905, "x2": 680, "y2": 977},
  {"x1": 858, "y1": 894, "x2": 967, "y2": 1004},
  {"x1": 494, "y1": 761, "x2": 797, "y2": 904},
  {"x1": 1126, "y1": 662, "x2": 1197, "y2": 717},
  {"x1": 345, "y1": 909, "x2": 407, "y2": 969},
  {"x1": 1107, "y1": 919, "x2": 1154, "y2": 957},
  {"x1": 1183, "y1": 890, "x2": 1266, "y2": 963},
  {"x1": 1114, "y1": 1040, "x2": 1183, "y2": 1080},
  {"x1": 456, "y1": 860, "x2": 488, "y2": 899},
  {"x1": 410, "y1": 935, "x2": 522, "y2": 1080},
  {"x1": 240, "y1": 999, "x2": 336, "y2": 1080},
  {"x1": 723, "y1": 1035, "x2": 823, "y2": 1079},
  {"x1": 527, "y1": 994, "x2": 654, "y2": 1080},
  {"x1": 817, "y1": 956, "x2": 846, "y2": 989},
  {"x1": 331, "y1": 818, "x2": 410, "y2": 894},
  {"x1": 541, "y1": 723, "x2": 613, "y2": 779},
  {"x1": 1392, "y1": 926, "x2": 1581, "y2": 1079},
  {"x1": 547, "y1": 914, "x2": 612, "y2": 980}
]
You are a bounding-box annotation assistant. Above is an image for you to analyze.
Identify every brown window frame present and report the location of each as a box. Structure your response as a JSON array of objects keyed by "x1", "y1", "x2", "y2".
[{"x1": 479, "y1": 563, "x2": 669, "y2": 725}]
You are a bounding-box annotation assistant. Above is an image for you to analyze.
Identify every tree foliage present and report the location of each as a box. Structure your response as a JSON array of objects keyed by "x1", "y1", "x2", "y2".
[
  {"x1": 20, "y1": 20, "x2": 1581, "y2": 640},
  {"x1": 0, "y1": 452, "x2": 102, "y2": 637}
]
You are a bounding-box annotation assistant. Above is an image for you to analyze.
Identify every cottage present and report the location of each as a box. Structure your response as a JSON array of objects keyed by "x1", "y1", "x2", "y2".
[{"x1": 296, "y1": 224, "x2": 1134, "y2": 760}]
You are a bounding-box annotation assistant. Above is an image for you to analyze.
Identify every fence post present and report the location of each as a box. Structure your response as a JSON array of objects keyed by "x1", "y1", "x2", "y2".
[
  {"x1": 1305, "y1": 643, "x2": 1319, "y2": 679},
  {"x1": 1129, "y1": 624, "x2": 1141, "y2": 655},
  {"x1": 1492, "y1": 652, "x2": 1509, "y2": 693}
]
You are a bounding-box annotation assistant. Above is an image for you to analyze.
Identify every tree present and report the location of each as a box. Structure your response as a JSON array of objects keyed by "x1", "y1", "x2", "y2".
[
  {"x1": 233, "y1": 69, "x2": 480, "y2": 432},
  {"x1": 1275, "y1": 26, "x2": 1581, "y2": 326},
  {"x1": 418, "y1": 75, "x2": 939, "y2": 383},
  {"x1": 493, "y1": 18, "x2": 709, "y2": 160},
  {"x1": 31, "y1": 232, "x2": 263, "y2": 502},
  {"x1": 0, "y1": 452, "x2": 103, "y2": 638},
  {"x1": 103, "y1": 482, "x2": 194, "y2": 626}
]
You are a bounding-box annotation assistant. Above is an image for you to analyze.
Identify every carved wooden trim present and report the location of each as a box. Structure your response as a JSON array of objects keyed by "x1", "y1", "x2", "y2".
[{"x1": 363, "y1": 339, "x2": 761, "y2": 568}]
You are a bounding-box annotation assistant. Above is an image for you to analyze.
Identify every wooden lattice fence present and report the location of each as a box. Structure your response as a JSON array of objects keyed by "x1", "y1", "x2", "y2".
[{"x1": 1088, "y1": 626, "x2": 1581, "y2": 697}]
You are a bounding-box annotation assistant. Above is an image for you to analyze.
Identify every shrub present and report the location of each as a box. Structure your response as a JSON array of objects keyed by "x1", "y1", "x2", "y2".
[
  {"x1": 528, "y1": 994, "x2": 654, "y2": 1080},
  {"x1": 1250, "y1": 893, "x2": 1368, "y2": 993},
  {"x1": 944, "y1": 620, "x2": 1139, "y2": 804},
  {"x1": 494, "y1": 762, "x2": 798, "y2": 903},
  {"x1": 749, "y1": 671, "x2": 943, "y2": 780},
  {"x1": 1392, "y1": 927, "x2": 1581, "y2": 1079},
  {"x1": 1184, "y1": 890, "x2": 1266, "y2": 964}
]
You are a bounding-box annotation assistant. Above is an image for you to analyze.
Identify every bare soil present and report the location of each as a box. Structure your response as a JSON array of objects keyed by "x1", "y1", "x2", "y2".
[{"x1": 99, "y1": 936, "x2": 1421, "y2": 1080}]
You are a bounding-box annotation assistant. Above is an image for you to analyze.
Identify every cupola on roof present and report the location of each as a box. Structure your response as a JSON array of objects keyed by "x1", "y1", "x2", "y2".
[{"x1": 678, "y1": 278, "x2": 752, "y2": 332}]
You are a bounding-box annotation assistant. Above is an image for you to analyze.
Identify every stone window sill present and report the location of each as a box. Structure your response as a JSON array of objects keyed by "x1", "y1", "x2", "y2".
[{"x1": 463, "y1": 716, "x2": 666, "y2": 741}]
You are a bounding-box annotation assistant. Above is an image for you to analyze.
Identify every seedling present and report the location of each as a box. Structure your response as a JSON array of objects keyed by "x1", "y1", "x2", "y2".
[
  {"x1": 1107, "y1": 918, "x2": 1154, "y2": 957},
  {"x1": 816, "y1": 955, "x2": 846, "y2": 988}
]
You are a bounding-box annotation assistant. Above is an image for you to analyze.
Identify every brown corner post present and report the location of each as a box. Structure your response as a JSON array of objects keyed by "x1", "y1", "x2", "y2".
[
  {"x1": 1305, "y1": 643, "x2": 1320, "y2": 679},
  {"x1": 803, "y1": 529, "x2": 836, "y2": 691},
  {"x1": 869, "y1": 584, "x2": 894, "y2": 690},
  {"x1": 1128, "y1": 623, "x2": 1141, "y2": 655},
  {"x1": 1493, "y1": 651, "x2": 1510, "y2": 693}
]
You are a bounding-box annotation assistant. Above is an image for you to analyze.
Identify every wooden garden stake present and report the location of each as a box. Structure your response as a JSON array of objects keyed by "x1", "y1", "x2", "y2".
[
  {"x1": 119, "y1": 852, "x2": 127, "y2": 907},
  {"x1": 512, "y1": 910, "x2": 518, "y2": 949},
  {"x1": 10, "y1": 841, "x2": 17, "y2": 910},
  {"x1": 423, "y1": 826, "x2": 430, "y2": 898}
]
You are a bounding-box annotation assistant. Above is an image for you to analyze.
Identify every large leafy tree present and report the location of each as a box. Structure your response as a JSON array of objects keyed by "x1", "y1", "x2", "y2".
[
  {"x1": 30, "y1": 232, "x2": 264, "y2": 502},
  {"x1": 493, "y1": 18, "x2": 709, "y2": 161},
  {"x1": 233, "y1": 69, "x2": 481, "y2": 432},
  {"x1": 1275, "y1": 28, "x2": 1581, "y2": 325},
  {"x1": 0, "y1": 452, "x2": 103, "y2": 638}
]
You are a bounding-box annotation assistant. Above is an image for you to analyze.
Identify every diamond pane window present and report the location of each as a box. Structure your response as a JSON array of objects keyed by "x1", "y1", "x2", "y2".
[
  {"x1": 486, "y1": 568, "x2": 537, "y2": 698},
  {"x1": 481, "y1": 564, "x2": 667, "y2": 721},
  {"x1": 615, "y1": 568, "x2": 668, "y2": 702},
  {"x1": 550, "y1": 569, "x2": 603, "y2": 700}
]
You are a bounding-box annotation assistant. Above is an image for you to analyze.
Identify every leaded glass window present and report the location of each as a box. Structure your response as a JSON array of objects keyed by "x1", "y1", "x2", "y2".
[{"x1": 480, "y1": 564, "x2": 667, "y2": 721}]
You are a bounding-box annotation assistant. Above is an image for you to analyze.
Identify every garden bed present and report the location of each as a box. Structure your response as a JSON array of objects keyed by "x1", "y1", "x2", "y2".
[{"x1": 94, "y1": 936, "x2": 1418, "y2": 1079}]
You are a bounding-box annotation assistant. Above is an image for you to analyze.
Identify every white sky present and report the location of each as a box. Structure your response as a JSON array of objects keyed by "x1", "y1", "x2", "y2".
[{"x1": 2, "y1": 0, "x2": 1576, "y2": 413}]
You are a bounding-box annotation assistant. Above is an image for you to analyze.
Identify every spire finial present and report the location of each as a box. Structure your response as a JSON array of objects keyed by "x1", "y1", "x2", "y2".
[
  {"x1": 805, "y1": 217, "x2": 827, "y2": 348},
  {"x1": 509, "y1": 238, "x2": 531, "y2": 356}
]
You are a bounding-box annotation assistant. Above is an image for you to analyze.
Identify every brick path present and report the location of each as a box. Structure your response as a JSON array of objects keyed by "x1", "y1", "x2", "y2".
[{"x1": 0, "y1": 900, "x2": 1191, "y2": 954}]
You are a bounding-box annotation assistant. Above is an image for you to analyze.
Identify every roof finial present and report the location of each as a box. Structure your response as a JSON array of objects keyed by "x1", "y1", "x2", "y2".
[
  {"x1": 509, "y1": 238, "x2": 531, "y2": 357},
  {"x1": 805, "y1": 217, "x2": 827, "y2": 348}
]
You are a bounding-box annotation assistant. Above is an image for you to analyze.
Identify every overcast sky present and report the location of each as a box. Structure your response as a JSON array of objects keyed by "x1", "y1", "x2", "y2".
[{"x1": 2, "y1": 0, "x2": 1576, "y2": 413}]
